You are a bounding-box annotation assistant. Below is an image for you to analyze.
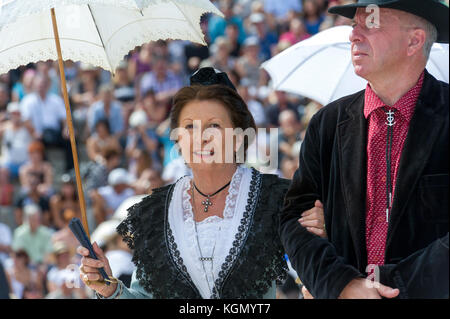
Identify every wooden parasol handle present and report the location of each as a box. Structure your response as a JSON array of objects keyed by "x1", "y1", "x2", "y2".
[{"x1": 50, "y1": 8, "x2": 90, "y2": 238}]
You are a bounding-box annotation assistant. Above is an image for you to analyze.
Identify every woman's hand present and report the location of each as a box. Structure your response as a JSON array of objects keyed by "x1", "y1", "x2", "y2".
[
  {"x1": 299, "y1": 200, "x2": 327, "y2": 238},
  {"x1": 301, "y1": 286, "x2": 314, "y2": 299},
  {"x1": 77, "y1": 242, "x2": 117, "y2": 298}
]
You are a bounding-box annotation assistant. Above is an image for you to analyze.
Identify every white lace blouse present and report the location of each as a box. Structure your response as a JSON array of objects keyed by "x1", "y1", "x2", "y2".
[{"x1": 168, "y1": 165, "x2": 252, "y2": 299}]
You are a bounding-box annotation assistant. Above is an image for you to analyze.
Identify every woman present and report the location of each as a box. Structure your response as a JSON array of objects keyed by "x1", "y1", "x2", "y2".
[
  {"x1": 78, "y1": 68, "x2": 325, "y2": 299},
  {"x1": 4, "y1": 249, "x2": 43, "y2": 299},
  {"x1": 18, "y1": 140, "x2": 53, "y2": 198},
  {"x1": 86, "y1": 119, "x2": 122, "y2": 163},
  {"x1": 49, "y1": 174, "x2": 81, "y2": 230}
]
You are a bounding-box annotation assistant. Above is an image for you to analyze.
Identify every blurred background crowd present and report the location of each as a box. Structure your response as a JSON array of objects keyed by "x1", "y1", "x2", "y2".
[{"x1": 0, "y1": 0, "x2": 372, "y2": 299}]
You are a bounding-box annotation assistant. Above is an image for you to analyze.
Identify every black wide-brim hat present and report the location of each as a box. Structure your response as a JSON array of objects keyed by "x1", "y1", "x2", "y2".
[{"x1": 329, "y1": 0, "x2": 449, "y2": 43}]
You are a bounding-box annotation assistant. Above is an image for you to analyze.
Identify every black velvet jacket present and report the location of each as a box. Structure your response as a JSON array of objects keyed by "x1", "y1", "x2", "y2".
[
  {"x1": 280, "y1": 71, "x2": 449, "y2": 299},
  {"x1": 117, "y1": 169, "x2": 289, "y2": 298}
]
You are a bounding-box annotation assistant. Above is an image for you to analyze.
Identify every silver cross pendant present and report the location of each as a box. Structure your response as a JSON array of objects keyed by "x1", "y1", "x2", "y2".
[{"x1": 201, "y1": 197, "x2": 213, "y2": 213}]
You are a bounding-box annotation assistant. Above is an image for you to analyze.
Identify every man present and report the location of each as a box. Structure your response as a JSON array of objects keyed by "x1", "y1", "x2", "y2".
[
  {"x1": 20, "y1": 73, "x2": 73, "y2": 170},
  {"x1": 88, "y1": 83, "x2": 125, "y2": 139},
  {"x1": 139, "y1": 55, "x2": 183, "y2": 103},
  {"x1": 12, "y1": 204, "x2": 53, "y2": 265},
  {"x1": 0, "y1": 102, "x2": 32, "y2": 182},
  {"x1": 280, "y1": 0, "x2": 449, "y2": 299},
  {"x1": 20, "y1": 73, "x2": 67, "y2": 141},
  {"x1": 91, "y1": 168, "x2": 135, "y2": 225}
]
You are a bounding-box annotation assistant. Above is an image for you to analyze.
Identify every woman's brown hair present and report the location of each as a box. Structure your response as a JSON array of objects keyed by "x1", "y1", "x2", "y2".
[{"x1": 170, "y1": 84, "x2": 256, "y2": 162}]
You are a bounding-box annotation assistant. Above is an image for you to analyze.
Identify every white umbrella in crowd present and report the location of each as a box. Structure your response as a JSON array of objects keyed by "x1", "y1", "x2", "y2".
[
  {"x1": 0, "y1": 0, "x2": 222, "y2": 235},
  {"x1": 262, "y1": 25, "x2": 449, "y2": 106}
]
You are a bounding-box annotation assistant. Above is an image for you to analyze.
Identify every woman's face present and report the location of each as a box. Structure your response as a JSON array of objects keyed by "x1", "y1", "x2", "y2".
[
  {"x1": 96, "y1": 123, "x2": 109, "y2": 138},
  {"x1": 29, "y1": 150, "x2": 43, "y2": 163},
  {"x1": 177, "y1": 99, "x2": 239, "y2": 171},
  {"x1": 61, "y1": 183, "x2": 75, "y2": 198}
]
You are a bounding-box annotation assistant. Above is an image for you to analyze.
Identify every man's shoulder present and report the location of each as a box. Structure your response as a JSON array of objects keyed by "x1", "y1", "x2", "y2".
[
  {"x1": 19, "y1": 93, "x2": 38, "y2": 107},
  {"x1": 311, "y1": 90, "x2": 365, "y2": 123},
  {"x1": 37, "y1": 225, "x2": 53, "y2": 237},
  {"x1": 13, "y1": 224, "x2": 28, "y2": 237}
]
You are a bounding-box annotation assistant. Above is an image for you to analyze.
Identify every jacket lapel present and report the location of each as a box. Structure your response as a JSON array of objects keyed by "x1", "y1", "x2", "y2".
[
  {"x1": 386, "y1": 72, "x2": 446, "y2": 248},
  {"x1": 337, "y1": 93, "x2": 368, "y2": 270}
]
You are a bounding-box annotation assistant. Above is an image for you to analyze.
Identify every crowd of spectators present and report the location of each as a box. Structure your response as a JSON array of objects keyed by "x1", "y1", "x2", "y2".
[{"x1": 0, "y1": 0, "x2": 356, "y2": 299}]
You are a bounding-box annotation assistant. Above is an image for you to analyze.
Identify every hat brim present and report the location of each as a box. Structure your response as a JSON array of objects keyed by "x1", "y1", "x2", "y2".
[{"x1": 328, "y1": 1, "x2": 449, "y2": 43}]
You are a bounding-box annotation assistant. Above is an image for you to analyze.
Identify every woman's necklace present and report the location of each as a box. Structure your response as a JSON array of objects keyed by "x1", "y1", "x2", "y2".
[
  {"x1": 193, "y1": 180, "x2": 231, "y2": 213},
  {"x1": 191, "y1": 183, "x2": 221, "y2": 298}
]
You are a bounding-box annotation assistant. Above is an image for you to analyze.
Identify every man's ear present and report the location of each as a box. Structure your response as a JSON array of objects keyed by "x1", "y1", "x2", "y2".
[{"x1": 407, "y1": 28, "x2": 427, "y2": 57}]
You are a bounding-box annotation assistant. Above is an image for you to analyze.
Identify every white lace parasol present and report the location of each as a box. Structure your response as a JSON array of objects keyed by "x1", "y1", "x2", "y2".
[{"x1": 0, "y1": 0, "x2": 223, "y2": 75}]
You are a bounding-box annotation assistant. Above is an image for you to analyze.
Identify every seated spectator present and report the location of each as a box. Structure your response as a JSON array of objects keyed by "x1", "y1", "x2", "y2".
[
  {"x1": 91, "y1": 168, "x2": 135, "y2": 225},
  {"x1": 44, "y1": 241, "x2": 84, "y2": 299},
  {"x1": 248, "y1": 12, "x2": 278, "y2": 61},
  {"x1": 0, "y1": 102, "x2": 33, "y2": 182},
  {"x1": 126, "y1": 110, "x2": 162, "y2": 173},
  {"x1": 208, "y1": 0, "x2": 247, "y2": 45},
  {"x1": 87, "y1": 83, "x2": 125, "y2": 140},
  {"x1": 237, "y1": 79, "x2": 267, "y2": 128},
  {"x1": 0, "y1": 221, "x2": 12, "y2": 266},
  {"x1": 140, "y1": 89, "x2": 169, "y2": 127},
  {"x1": 278, "y1": 109, "x2": 303, "y2": 162},
  {"x1": 265, "y1": 91, "x2": 303, "y2": 127},
  {"x1": 139, "y1": 55, "x2": 183, "y2": 103},
  {"x1": 112, "y1": 60, "x2": 136, "y2": 130},
  {"x1": 4, "y1": 249, "x2": 44, "y2": 299},
  {"x1": 12, "y1": 204, "x2": 53, "y2": 265},
  {"x1": 112, "y1": 61, "x2": 135, "y2": 104},
  {"x1": 225, "y1": 23, "x2": 242, "y2": 58},
  {"x1": 45, "y1": 268, "x2": 85, "y2": 299},
  {"x1": 49, "y1": 174, "x2": 81, "y2": 230},
  {"x1": 45, "y1": 241, "x2": 72, "y2": 293},
  {"x1": 263, "y1": 0, "x2": 303, "y2": 21},
  {"x1": 235, "y1": 37, "x2": 263, "y2": 87},
  {"x1": 301, "y1": 0, "x2": 326, "y2": 35},
  {"x1": 19, "y1": 140, "x2": 53, "y2": 198},
  {"x1": 129, "y1": 149, "x2": 164, "y2": 194},
  {"x1": 83, "y1": 146, "x2": 122, "y2": 194},
  {"x1": 200, "y1": 37, "x2": 236, "y2": 74},
  {"x1": 69, "y1": 63, "x2": 100, "y2": 109},
  {"x1": 14, "y1": 173, "x2": 51, "y2": 227},
  {"x1": 11, "y1": 69, "x2": 36, "y2": 102},
  {"x1": 128, "y1": 42, "x2": 153, "y2": 82},
  {"x1": 280, "y1": 151, "x2": 301, "y2": 180},
  {"x1": 19, "y1": 73, "x2": 73, "y2": 170},
  {"x1": 279, "y1": 18, "x2": 311, "y2": 45},
  {"x1": 86, "y1": 119, "x2": 122, "y2": 163}
]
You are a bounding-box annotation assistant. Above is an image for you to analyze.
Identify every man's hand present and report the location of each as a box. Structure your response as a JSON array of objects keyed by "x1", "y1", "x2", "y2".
[
  {"x1": 299, "y1": 200, "x2": 327, "y2": 238},
  {"x1": 339, "y1": 278, "x2": 400, "y2": 299}
]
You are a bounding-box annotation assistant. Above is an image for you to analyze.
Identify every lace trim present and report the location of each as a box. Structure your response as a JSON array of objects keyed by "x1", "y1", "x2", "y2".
[
  {"x1": 181, "y1": 165, "x2": 245, "y2": 222},
  {"x1": 0, "y1": 0, "x2": 223, "y2": 75},
  {"x1": 165, "y1": 184, "x2": 200, "y2": 296},
  {"x1": 211, "y1": 168, "x2": 262, "y2": 299},
  {"x1": 0, "y1": 0, "x2": 223, "y2": 27},
  {"x1": 180, "y1": 165, "x2": 245, "y2": 298}
]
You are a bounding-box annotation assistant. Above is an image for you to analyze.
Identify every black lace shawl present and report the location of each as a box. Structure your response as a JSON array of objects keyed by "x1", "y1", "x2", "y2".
[{"x1": 117, "y1": 169, "x2": 290, "y2": 299}]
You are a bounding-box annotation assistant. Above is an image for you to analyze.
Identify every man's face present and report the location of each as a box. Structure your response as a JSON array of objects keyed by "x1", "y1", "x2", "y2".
[
  {"x1": 349, "y1": 8, "x2": 411, "y2": 81},
  {"x1": 28, "y1": 213, "x2": 41, "y2": 232}
]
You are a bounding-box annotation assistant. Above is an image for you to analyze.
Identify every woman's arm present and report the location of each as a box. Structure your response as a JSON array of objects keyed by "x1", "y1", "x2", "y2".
[{"x1": 49, "y1": 195, "x2": 64, "y2": 229}]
